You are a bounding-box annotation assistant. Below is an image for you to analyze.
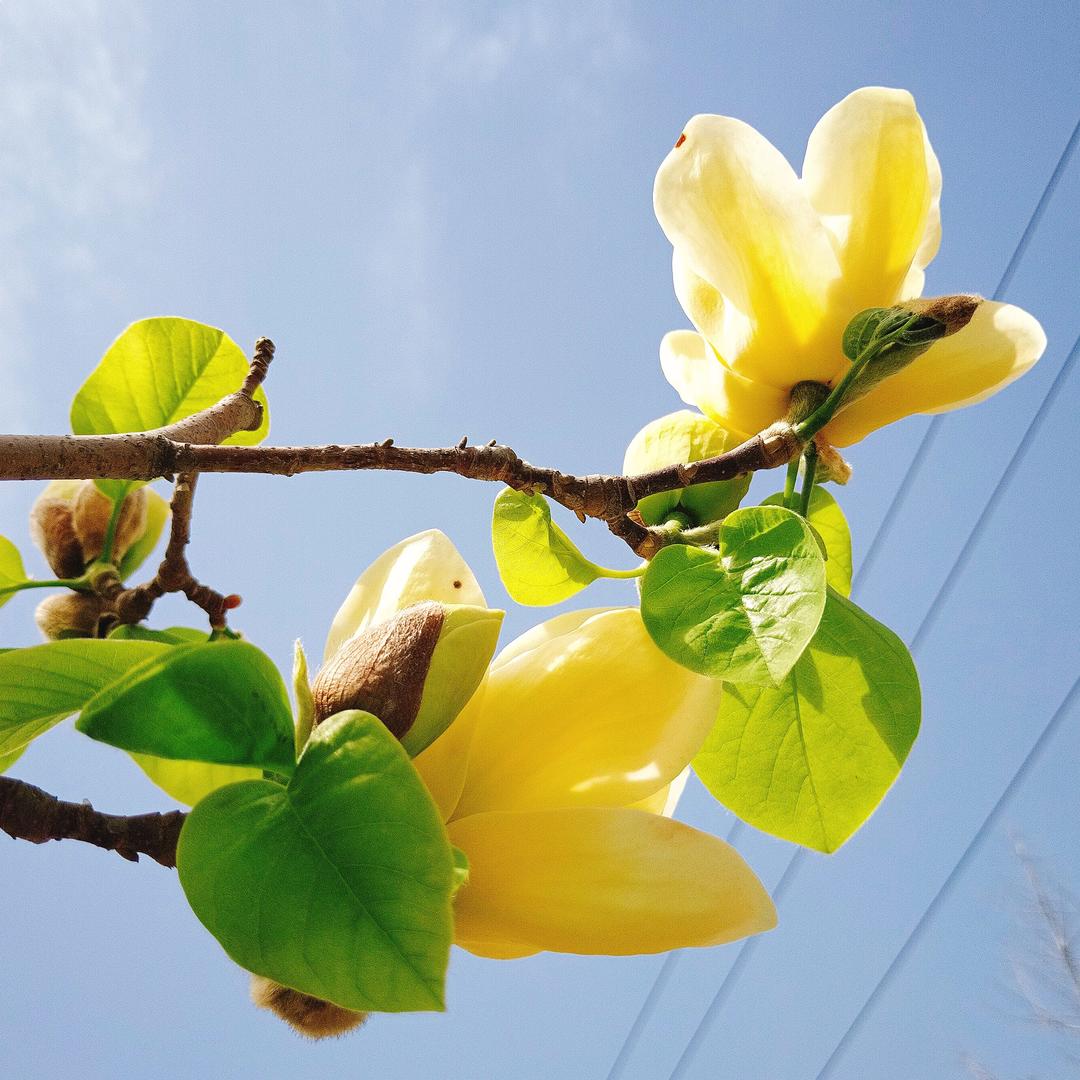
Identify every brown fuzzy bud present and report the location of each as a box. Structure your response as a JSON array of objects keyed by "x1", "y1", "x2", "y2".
[
  {"x1": 312, "y1": 601, "x2": 445, "y2": 740},
  {"x1": 72, "y1": 482, "x2": 148, "y2": 564},
  {"x1": 34, "y1": 592, "x2": 109, "y2": 640},
  {"x1": 249, "y1": 976, "x2": 368, "y2": 1039},
  {"x1": 29, "y1": 495, "x2": 85, "y2": 578},
  {"x1": 902, "y1": 294, "x2": 981, "y2": 337}
]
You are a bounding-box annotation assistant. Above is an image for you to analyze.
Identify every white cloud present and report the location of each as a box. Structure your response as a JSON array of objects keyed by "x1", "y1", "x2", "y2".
[{"x1": 0, "y1": 0, "x2": 148, "y2": 431}]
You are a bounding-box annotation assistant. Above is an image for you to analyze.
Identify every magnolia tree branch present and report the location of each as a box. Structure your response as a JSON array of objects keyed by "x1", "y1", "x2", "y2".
[
  {"x1": 103, "y1": 473, "x2": 238, "y2": 628},
  {"x1": 0, "y1": 775, "x2": 185, "y2": 867},
  {"x1": 0, "y1": 340, "x2": 802, "y2": 865},
  {"x1": 0, "y1": 378, "x2": 799, "y2": 556}
]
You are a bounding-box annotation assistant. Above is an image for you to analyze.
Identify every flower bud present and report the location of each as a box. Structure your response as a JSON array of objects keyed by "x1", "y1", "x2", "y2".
[
  {"x1": 312, "y1": 601, "x2": 503, "y2": 756},
  {"x1": 249, "y1": 975, "x2": 368, "y2": 1039},
  {"x1": 29, "y1": 488, "x2": 85, "y2": 578},
  {"x1": 34, "y1": 591, "x2": 109, "y2": 640},
  {"x1": 72, "y1": 483, "x2": 148, "y2": 564},
  {"x1": 901, "y1": 294, "x2": 981, "y2": 337},
  {"x1": 30, "y1": 480, "x2": 149, "y2": 575}
]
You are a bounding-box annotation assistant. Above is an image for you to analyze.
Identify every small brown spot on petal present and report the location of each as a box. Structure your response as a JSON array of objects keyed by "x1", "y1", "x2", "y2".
[
  {"x1": 675, "y1": 133, "x2": 687, "y2": 148},
  {"x1": 452, "y1": 580, "x2": 462, "y2": 589}
]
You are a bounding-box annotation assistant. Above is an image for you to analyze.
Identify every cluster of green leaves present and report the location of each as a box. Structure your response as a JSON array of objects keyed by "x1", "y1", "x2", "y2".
[
  {"x1": 0, "y1": 634, "x2": 458, "y2": 1012},
  {"x1": 491, "y1": 431, "x2": 921, "y2": 854},
  {"x1": 0, "y1": 317, "x2": 459, "y2": 1014}
]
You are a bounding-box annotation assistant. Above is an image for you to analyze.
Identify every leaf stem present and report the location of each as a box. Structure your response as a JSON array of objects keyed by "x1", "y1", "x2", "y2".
[
  {"x1": 783, "y1": 457, "x2": 800, "y2": 509},
  {"x1": 798, "y1": 443, "x2": 819, "y2": 518},
  {"x1": 593, "y1": 563, "x2": 647, "y2": 580},
  {"x1": 0, "y1": 577, "x2": 91, "y2": 598},
  {"x1": 98, "y1": 493, "x2": 127, "y2": 565}
]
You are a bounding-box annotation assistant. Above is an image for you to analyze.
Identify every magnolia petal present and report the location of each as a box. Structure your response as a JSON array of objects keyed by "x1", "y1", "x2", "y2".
[
  {"x1": 448, "y1": 807, "x2": 776, "y2": 957},
  {"x1": 824, "y1": 301, "x2": 1047, "y2": 446},
  {"x1": 803, "y1": 87, "x2": 937, "y2": 313},
  {"x1": 673, "y1": 249, "x2": 726, "y2": 345},
  {"x1": 413, "y1": 683, "x2": 485, "y2": 822},
  {"x1": 628, "y1": 766, "x2": 690, "y2": 817},
  {"x1": 900, "y1": 127, "x2": 942, "y2": 300},
  {"x1": 323, "y1": 529, "x2": 486, "y2": 661},
  {"x1": 453, "y1": 608, "x2": 722, "y2": 817},
  {"x1": 455, "y1": 939, "x2": 539, "y2": 960},
  {"x1": 655, "y1": 113, "x2": 846, "y2": 386},
  {"x1": 660, "y1": 330, "x2": 787, "y2": 441}
]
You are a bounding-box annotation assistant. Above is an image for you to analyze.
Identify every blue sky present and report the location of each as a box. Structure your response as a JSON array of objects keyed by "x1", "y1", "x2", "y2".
[{"x1": 1, "y1": 3, "x2": 1078, "y2": 1078}]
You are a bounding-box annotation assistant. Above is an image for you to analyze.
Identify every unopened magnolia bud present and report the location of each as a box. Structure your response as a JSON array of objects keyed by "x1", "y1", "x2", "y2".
[
  {"x1": 250, "y1": 976, "x2": 368, "y2": 1039},
  {"x1": 312, "y1": 600, "x2": 503, "y2": 756},
  {"x1": 29, "y1": 494, "x2": 84, "y2": 578},
  {"x1": 34, "y1": 592, "x2": 108, "y2": 640},
  {"x1": 901, "y1": 294, "x2": 981, "y2": 337},
  {"x1": 73, "y1": 483, "x2": 148, "y2": 564}
]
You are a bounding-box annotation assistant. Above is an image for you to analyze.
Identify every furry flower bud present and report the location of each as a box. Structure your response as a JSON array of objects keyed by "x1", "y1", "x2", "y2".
[
  {"x1": 30, "y1": 480, "x2": 148, "y2": 575},
  {"x1": 34, "y1": 591, "x2": 109, "y2": 640},
  {"x1": 312, "y1": 601, "x2": 503, "y2": 756}
]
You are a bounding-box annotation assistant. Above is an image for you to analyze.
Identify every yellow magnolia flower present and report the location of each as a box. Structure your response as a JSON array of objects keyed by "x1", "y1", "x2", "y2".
[
  {"x1": 653, "y1": 86, "x2": 1046, "y2": 447},
  {"x1": 325, "y1": 529, "x2": 776, "y2": 960}
]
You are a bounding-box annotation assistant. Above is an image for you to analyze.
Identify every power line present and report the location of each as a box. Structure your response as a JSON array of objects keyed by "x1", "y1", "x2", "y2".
[
  {"x1": 669, "y1": 851, "x2": 806, "y2": 1078},
  {"x1": 673, "y1": 325, "x2": 1079, "y2": 1080},
  {"x1": 604, "y1": 114, "x2": 1080, "y2": 1080},
  {"x1": 851, "y1": 113, "x2": 1080, "y2": 588},
  {"x1": 911, "y1": 327, "x2": 1080, "y2": 654},
  {"x1": 604, "y1": 822, "x2": 744, "y2": 1080},
  {"x1": 815, "y1": 672, "x2": 1080, "y2": 1080},
  {"x1": 814, "y1": 326, "x2": 1080, "y2": 1076}
]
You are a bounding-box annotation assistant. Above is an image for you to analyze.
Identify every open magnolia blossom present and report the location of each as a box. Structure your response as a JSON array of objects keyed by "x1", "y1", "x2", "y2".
[
  {"x1": 654, "y1": 86, "x2": 1047, "y2": 446},
  {"x1": 323, "y1": 529, "x2": 776, "y2": 959}
]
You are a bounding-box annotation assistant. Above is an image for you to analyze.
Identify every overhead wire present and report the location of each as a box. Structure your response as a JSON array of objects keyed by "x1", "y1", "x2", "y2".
[
  {"x1": 603, "y1": 113, "x2": 1080, "y2": 1080},
  {"x1": 814, "y1": 326, "x2": 1080, "y2": 1079}
]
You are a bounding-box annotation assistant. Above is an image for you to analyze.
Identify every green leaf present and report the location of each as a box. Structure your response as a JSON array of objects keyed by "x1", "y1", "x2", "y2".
[
  {"x1": 71, "y1": 318, "x2": 270, "y2": 499},
  {"x1": 177, "y1": 710, "x2": 455, "y2": 1013},
  {"x1": 0, "y1": 536, "x2": 29, "y2": 610},
  {"x1": 117, "y1": 488, "x2": 170, "y2": 580},
  {"x1": 640, "y1": 505, "x2": 826, "y2": 685},
  {"x1": 130, "y1": 753, "x2": 262, "y2": 807},
  {"x1": 0, "y1": 640, "x2": 167, "y2": 756},
  {"x1": 492, "y1": 488, "x2": 601, "y2": 605},
  {"x1": 0, "y1": 743, "x2": 25, "y2": 774},
  {"x1": 76, "y1": 641, "x2": 295, "y2": 774},
  {"x1": 107, "y1": 624, "x2": 209, "y2": 645},
  {"x1": 694, "y1": 589, "x2": 920, "y2": 852},
  {"x1": 623, "y1": 410, "x2": 750, "y2": 526},
  {"x1": 762, "y1": 488, "x2": 852, "y2": 596}
]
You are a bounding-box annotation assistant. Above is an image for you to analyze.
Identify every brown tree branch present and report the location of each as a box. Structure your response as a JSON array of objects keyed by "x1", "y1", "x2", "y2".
[
  {"x1": 103, "y1": 473, "x2": 238, "y2": 628},
  {"x1": 0, "y1": 775, "x2": 185, "y2": 867},
  {"x1": 0, "y1": 419, "x2": 799, "y2": 557}
]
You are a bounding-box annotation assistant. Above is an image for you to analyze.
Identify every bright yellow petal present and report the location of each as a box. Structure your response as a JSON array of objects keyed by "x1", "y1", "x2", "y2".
[
  {"x1": 672, "y1": 249, "x2": 726, "y2": 344},
  {"x1": 660, "y1": 330, "x2": 788, "y2": 440},
  {"x1": 654, "y1": 113, "x2": 846, "y2": 386},
  {"x1": 449, "y1": 807, "x2": 776, "y2": 956},
  {"x1": 453, "y1": 608, "x2": 722, "y2": 817},
  {"x1": 824, "y1": 301, "x2": 1047, "y2": 446},
  {"x1": 323, "y1": 529, "x2": 485, "y2": 661},
  {"x1": 803, "y1": 87, "x2": 937, "y2": 311},
  {"x1": 412, "y1": 682, "x2": 485, "y2": 822},
  {"x1": 628, "y1": 766, "x2": 690, "y2": 817}
]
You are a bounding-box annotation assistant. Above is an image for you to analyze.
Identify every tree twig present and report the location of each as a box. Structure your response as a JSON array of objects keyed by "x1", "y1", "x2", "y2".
[
  {"x1": 106, "y1": 473, "x2": 238, "y2": 628},
  {"x1": 0, "y1": 407, "x2": 799, "y2": 556},
  {"x1": 0, "y1": 775, "x2": 185, "y2": 867}
]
